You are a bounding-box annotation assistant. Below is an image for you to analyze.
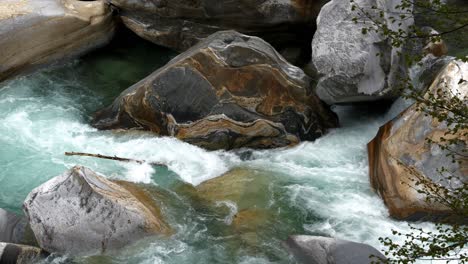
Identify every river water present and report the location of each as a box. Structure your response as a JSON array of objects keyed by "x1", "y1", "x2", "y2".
[{"x1": 0, "y1": 33, "x2": 437, "y2": 263}]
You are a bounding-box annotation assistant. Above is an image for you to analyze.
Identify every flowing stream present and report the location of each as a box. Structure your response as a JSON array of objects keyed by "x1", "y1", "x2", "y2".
[{"x1": 0, "y1": 32, "x2": 437, "y2": 263}]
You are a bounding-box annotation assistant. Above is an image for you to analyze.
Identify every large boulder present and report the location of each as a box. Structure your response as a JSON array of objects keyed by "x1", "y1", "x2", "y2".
[
  {"x1": 92, "y1": 30, "x2": 338, "y2": 150},
  {"x1": 368, "y1": 60, "x2": 467, "y2": 220},
  {"x1": 0, "y1": 209, "x2": 36, "y2": 246},
  {"x1": 109, "y1": 0, "x2": 327, "y2": 61},
  {"x1": 311, "y1": 0, "x2": 412, "y2": 104},
  {"x1": 23, "y1": 166, "x2": 172, "y2": 255},
  {"x1": 0, "y1": 242, "x2": 47, "y2": 264},
  {"x1": 0, "y1": 0, "x2": 115, "y2": 82},
  {"x1": 284, "y1": 235, "x2": 385, "y2": 264}
]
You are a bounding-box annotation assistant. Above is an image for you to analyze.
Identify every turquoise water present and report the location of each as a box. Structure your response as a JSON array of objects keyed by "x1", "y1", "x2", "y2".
[{"x1": 0, "y1": 34, "x2": 436, "y2": 263}]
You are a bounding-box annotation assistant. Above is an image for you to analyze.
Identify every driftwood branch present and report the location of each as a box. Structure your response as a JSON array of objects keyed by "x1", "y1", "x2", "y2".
[{"x1": 64, "y1": 152, "x2": 167, "y2": 167}]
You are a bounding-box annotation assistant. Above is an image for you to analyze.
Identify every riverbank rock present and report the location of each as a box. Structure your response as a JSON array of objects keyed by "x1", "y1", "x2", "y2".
[
  {"x1": 92, "y1": 31, "x2": 338, "y2": 150},
  {"x1": 0, "y1": 242, "x2": 47, "y2": 264},
  {"x1": 109, "y1": 0, "x2": 327, "y2": 63},
  {"x1": 0, "y1": 209, "x2": 36, "y2": 246},
  {"x1": 312, "y1": 0, "x2": 412, "y2": 104},
  {"x1": 0, "y1": 0, "x2": 115, "y2": 82},
  {"x1": 284, "y1": 235, "x2": 385, "y2": 264},
  {"x1": 23, "y1": 166, "x2": 172, "y2": 255},
  {"x1": 368, "y1": 60, "x2": 468, "y2": 220}
]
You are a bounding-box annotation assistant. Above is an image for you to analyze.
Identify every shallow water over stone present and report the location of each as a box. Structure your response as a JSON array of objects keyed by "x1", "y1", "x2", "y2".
[{"x1": 0, "y1": 32, "x2": 437, "y2": 263}]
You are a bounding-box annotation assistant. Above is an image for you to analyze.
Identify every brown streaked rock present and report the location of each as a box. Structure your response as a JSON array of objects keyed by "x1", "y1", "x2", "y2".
[
  {"x1": 92, "y1": 30, "x2": 338, "y2": 150},
  {"x1": 0, "y1": 0, "x2": 115, "y2": 82},
  {"x1": 368, "y1": 60, "x2": 468, "y2": 220},
  {"x1": 23, "y1": 166, "x2": 172, "y2": 255}
]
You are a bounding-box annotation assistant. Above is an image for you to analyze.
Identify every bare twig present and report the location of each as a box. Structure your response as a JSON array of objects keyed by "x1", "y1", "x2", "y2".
[{"x1": 64, "y1": 152, "x2": 167, "y2": 167}]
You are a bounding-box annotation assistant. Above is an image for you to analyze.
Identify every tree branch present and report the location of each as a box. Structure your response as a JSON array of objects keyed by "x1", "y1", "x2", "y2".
[{"x1": 64, "y1": 152, "x2": 167, "y2": 167}]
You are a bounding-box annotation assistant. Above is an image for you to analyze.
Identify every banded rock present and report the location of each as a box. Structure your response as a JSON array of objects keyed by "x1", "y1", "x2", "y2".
[
  {"x1": 368, "y1": 60, "x2": 468, "y2": 220},
  {"x1": 92, "y1": 30, "x2": 338, "y2": 150}
]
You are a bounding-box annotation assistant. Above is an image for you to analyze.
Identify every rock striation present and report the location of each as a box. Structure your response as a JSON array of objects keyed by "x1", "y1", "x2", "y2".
[
  {"x1": 284, "y1": 235, "x2": 385, "y2": 264},
  {"x1": 311, "y1": 0, "x2": 412, "y2": 104},
  {"x1": 23, "y1": 166, "x2": 172, "y2": 255},
  {"x1": 368, "y1": 60, "x2": 467, "y2": 220},
  {"x1": 92, "y1": 30, "x2": 338, "y2": 150},
  {"x1": 0, "y1": 0, "x2": 115, "y2": 82},
  {"x1": 108, "y1": 0, "x2": 327, "y2": 59}
]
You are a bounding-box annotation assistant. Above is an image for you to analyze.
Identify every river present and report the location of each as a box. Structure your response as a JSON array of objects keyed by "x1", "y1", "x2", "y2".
[{"x1": 0, "y1": 32, "x2": 436, "y2": 263}]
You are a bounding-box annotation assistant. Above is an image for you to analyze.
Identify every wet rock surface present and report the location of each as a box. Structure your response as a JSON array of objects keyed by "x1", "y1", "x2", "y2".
[
  {"x1": 368, "y1": 60, "x2": 468, "y2": 220},
  {"x1": 109, "y1": 0, "x2": 327, "y2": 62},
  {"x1": 0, "y1": 0, "x2": 115, "y2": 82},
  {"x1": 284, "y1": 235, "x2": 385, "y2": 264},
  {"x1": 92, "y1": 30, "x2": 338, "y2": 150},
  {"x1": 23, "y1": 166, "x2": 172, "y2": 255},
  {"x1": 179, "y1": 168, "x2": 292, "y2": 249}
]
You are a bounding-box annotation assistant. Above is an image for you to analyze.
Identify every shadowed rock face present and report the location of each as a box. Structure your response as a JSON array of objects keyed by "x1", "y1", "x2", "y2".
[
  {"x1": 0, "y1": 209, "x2": 37, "y2": 247},
  {"x1": 284, "y1": 235, "x2": 385, "y2": 264},
  {"x1": 368, "y1": 60, "x2": 467, "y2": 220},
  {"x1": 0, "y1": 242, "x2": 47, "y2": 264},
  {"x1": 23, "y1": 166, "x2": 172, "y2": 255},
  {"x1": 311, "y1": 0, "x2": 412, "y2": 104},
  {"x1": 0, "y1": 0, "x2": 115, "y2": 82},
  {"x1": 92, "y1": 31, "x2": 338, "y2": 150},
  {"x1": 109, "y1": 0, "x2": 326, "y2": 59}
]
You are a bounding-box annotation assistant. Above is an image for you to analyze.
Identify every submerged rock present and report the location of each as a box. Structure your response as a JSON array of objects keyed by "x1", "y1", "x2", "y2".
[
  {"x1": 284, "y1": 235, "x2": 385, "y2": 264},
  {"x1": 92, "y1": 30, "x2": 338, "y2": 150},
  {"x1": 23, "y1": 166, "x2": 172, "y2": 255},
  {"x1": 0, "y1": 209, "x2": 36, "y2": 246},
  {"x1": 312, "y1": 0, "x2": 412, "y2": 104},
  {"x1": 0, "y1": 242, "x2": 47, "y2": 264},
  {"x1": 179, "y1": 168, "x2": 299, "y2": 249},
  {"x1": 0, "y1": 0, "x2": 115, "y2": 82},
  {"x1": 109, "y1": 0, "x2": 326, "y2": 61},
  {"x1": 368, "y1": 60, "x2": 467, "y2": 220}
]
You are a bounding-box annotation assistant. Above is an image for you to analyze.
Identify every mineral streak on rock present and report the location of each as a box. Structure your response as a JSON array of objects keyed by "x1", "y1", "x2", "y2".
[
  {"x1": 368, "y1": 60, "x2": 468, "y2": 220},
  {"x1": 92, "y1": 30, "x2": 338, "y2": 150}
]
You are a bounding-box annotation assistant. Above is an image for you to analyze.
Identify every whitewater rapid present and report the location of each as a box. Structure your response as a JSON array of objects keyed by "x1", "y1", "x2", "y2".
[{"x1": 0, "y1": 50, "x2": 437, "y2": 263}]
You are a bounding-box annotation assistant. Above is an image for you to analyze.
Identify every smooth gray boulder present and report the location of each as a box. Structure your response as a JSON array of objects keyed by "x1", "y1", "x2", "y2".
[
  {"x1": 23, "y1": 166, "x2": 172, "y2": 255},
  {"x1": 284, "y1": 235, "x2": 386, "y2": 264},
  {"x1": 0, "y1": 242, "x2": 46, "y2": 264},
  {"x1": 312, "y1": 0, "x2": 412, "y2": 104},
  {"x1": 0, "y1": 209, "x2": 36, "y2": 246}
]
